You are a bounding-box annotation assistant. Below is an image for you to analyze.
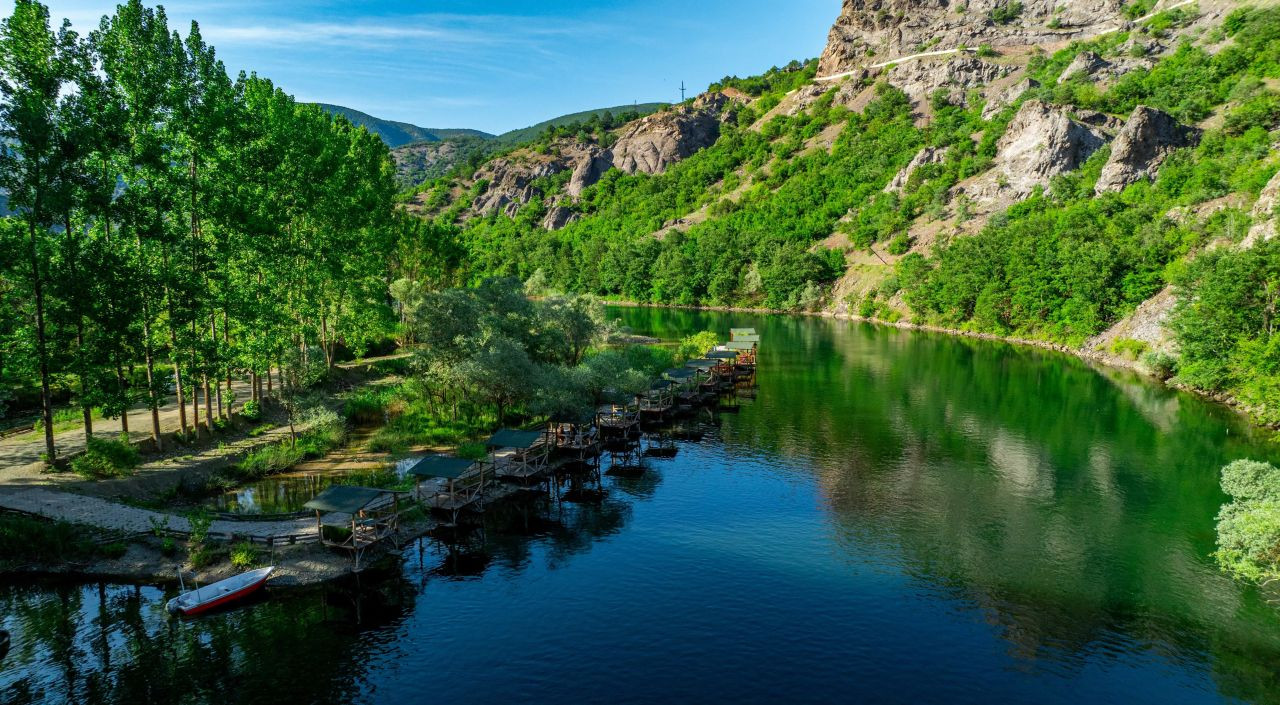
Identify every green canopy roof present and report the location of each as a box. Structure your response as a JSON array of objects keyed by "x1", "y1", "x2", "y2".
[
  {"x1": 486, "y1": 428, "x2": 542, "y2": 449},
  {"x1": 304, "y1": 485, "x2": 391, "y2": 514},
  {"x1": 705, "y1": 350, "x2": 739, "y2": 359},
  {"x1": 730, "y1": 328, "x2": 757, "y2": 337},
  {"x1": 726, "y1": 341, "x2": 757, "y2": 351},
  {"x1": 664, "y1": 368, "x2": 696, "y2": 380},
  {"x1": 685, "y1": 358, "x2": 719, "y2": 369},
  {"x1": 406, "y1": 455, "x2": 475, "y2": 479},
  {"x1": 734, "y1": 334, "x2": 761, "y2": 343}
]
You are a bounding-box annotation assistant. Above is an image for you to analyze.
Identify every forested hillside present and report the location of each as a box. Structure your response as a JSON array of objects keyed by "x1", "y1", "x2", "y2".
[
  {"x1": 403, "y1": 0, "x2": 1280, "y2": 426},
  {"x1": 314, "y1": 103, "x2": 492, "y2": 147}
]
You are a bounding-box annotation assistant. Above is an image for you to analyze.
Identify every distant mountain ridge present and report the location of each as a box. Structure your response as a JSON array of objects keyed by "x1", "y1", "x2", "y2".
[
  {"x1": 324, "y1": 101, "x2": 670, "y2": 188},
  {"x1": 491, "y1": 103, "x2": 668, "y2": 148},
  {"x1": 313, "y1": 103, "x2": 493, "y2": 148}
]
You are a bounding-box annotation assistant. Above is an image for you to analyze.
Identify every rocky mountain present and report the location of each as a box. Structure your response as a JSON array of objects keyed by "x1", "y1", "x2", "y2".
[
  {"x1": 406, "y1": 0, "x2": 1280, "y2": 401},
  {"x1": 388, "y1": 102, "x2": 669, "y2": 188},
  {"x1": 411, "y1": 93, "x2": 739, "y2": 224}
]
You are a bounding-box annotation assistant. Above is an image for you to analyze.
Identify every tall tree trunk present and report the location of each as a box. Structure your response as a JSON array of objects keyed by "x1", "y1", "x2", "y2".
[
  {"x1": 190, "y1": 336, "x2": 201, "y2": 438},
  {"x1": 223, "y1": 310, "x2": 232, "y2": 416},
  {"x1": 114, "y1": 364, "x2": 129, "y2": 435},
  {"x1": 210, "y1": 313, "x2": 221, "y2": 419},
  {"x1": 65, "y1": 213, "x2": 92, "y2": 441},
  {"x1": 26, "y1": 218, "x2": 55, "y2": 463},
  {"x1": 266, "y1": 365, "x2": 273, "y2": 395},
  {"x1": 161, "y1": 246, "x2": 188, "y2": 437}
]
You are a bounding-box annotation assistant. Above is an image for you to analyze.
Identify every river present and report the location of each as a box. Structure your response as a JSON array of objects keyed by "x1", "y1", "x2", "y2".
[{"x1": 3, "y1": 308, "x2": 1280, "y2": 704}]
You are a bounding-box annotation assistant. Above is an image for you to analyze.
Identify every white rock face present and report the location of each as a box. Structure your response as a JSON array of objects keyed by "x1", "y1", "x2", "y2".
[
  {"x1": 962, "y1": 100, "x2": 1110, "y2": 202},
  {"x1": 1095, "y1": 105, "x2": 1200, "y2": 194},
  {"x1": 611, "y1": 102, "x2": 723, "y2": 175},
  {"x1": 886, "y1": 55, "x2": 1010, "y2": 108},
  {"x1": 818, "y1": 0, "x2": 1125, "y2": 76},
  {"x1": 1244, "y1": 168, "x2": 1280, "y2": 245},
  {"x1": 982, "y1": 77, "x2": 1039, "y2": 120},
  {"x1": 885, "y1": 146, "x2": 948, "y2": 193}
]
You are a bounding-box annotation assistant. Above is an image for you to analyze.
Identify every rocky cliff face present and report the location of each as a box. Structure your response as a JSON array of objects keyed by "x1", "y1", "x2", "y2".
[
  {"x1": 961, "y1": 100, "x2": 1110, "y2": 202},
  {"x1": 818, "y1": 0, "x2": 1125, "y2": 76},
  {"x1": 611, "y1": 94, "x2": 727, "y2": 175},
  {"x1": 1244, "y1": 168, "x2": 1280, "y2": 245},
  {"x1": 468, "y1": 92, "x2": 733, "y2": 228},
  {"x1": 1095, "y1": 106, "x2": 1200, "y2": 194}
]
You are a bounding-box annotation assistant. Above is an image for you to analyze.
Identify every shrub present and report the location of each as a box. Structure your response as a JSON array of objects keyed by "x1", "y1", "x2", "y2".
[
  {"x1": 70, "y1": 434, "x2": 140, "y2": 480},
  {"x1": 976, "y1": 43, "x2": 998, "y2": 58},
  {"x1": 1110, "y1": 337, "x2": 1149, "y2": 360},
  {"x1": 188, "y1": 544, "x2": 218, "y2": 569},
  {"x1": 989, "y1": 1, "x2": 1023, "y2": 25},
  {"x1": 676, "y1": 331, "x2": 721, "y2": 361},
  {"x1": 1216, "y1": 459, "x2": 1280, "y2": 583},
  {"x1": 100, "y1": 541, "x2": 128, "y2": 559},
  {"x1": 229, "y1": 541, "x2": 257, "y2": 569},
  {"x1": 0, "y1": 515, "x2": 95, "y2": 563},
  {"x1": 1141, "y1": 350, "x2": 1178, "y2": 380},
  {"x1": 241, "y1": 400, "x2": 262, "y2": 421},
  {"x1": 887, "y1": 233, "x2": 914, "y2": 256}
]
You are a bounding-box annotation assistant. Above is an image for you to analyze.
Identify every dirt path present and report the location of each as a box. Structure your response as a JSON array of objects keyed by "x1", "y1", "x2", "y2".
[{"x1": 0, "y1": 377, "x2": 256, "y2": 472}]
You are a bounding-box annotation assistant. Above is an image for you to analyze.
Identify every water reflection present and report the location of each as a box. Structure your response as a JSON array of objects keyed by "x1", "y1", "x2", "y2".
[{"x1": 7, "y1": 310, "x2": 1280, "y2": 703}]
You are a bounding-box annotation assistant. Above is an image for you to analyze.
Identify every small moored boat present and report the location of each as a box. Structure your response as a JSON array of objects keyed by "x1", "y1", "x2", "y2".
[{"x1": 166, "y1": 566, "x2": 275, "y2": 616}]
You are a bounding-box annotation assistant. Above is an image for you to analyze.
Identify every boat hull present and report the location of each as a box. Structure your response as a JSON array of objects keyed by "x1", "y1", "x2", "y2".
[{"x1": 167, "y1": 567, "x2": 274, "y2": 616}]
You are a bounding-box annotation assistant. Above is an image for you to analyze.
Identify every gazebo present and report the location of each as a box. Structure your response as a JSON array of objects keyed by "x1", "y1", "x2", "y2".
[
  {"x1": 304, "y1": 485, "x2": 405, "y2": 571},
  {"x1": 407, "y1": 455, "x2": 487, "y2": 525},
  {"x1": 486, "y1": 428, "x2": 551, "y2": 485}
]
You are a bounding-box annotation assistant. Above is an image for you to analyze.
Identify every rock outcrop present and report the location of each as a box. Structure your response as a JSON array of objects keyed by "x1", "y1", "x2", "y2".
[
  {"x1": 471, "y1": 154, "x2": 569, "y2": 218},
  {"x1": 567, "y1": 148, "x2": 612, "y2": 199},
  {"x1": 981, "y1": 77, "x2": 1038, "y2": 120},
  {"x1": 1245, "y1": 168, "x2": 1280, "y2": 245},
  {"x1": 885, "y1": 146, "x2": 948, "y2": 193},
  {"x1": 1057, "y1": 51, "x2": 1112, "y2": 83},
  {"x1": 818, "y1": 0, "x2": 1125, "y2": 76},
  {"x1": 886, "y1": 55, "x2": 1009, "y2": 108},
  {"x1": 612, "y1": 97, "x2": 724, "y2": 175},
  {"x1": 1095, "y1": 106, "x2": 1200, "y2": 194},
  {"x1": 962, "y1": 100, "x2": 1109, "y2": 201},
  {"x1": 541, "y1": 205, "x2": 577, "y2": 231},
  {"x1": 468, "y1": 92, "x2": 734, "y2": 227}
]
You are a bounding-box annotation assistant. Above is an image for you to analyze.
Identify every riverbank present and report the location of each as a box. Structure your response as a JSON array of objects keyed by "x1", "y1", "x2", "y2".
[
  {"x1": 0, "y1": 516, "x2": 438, "y2": 589},
  {"x1": 605, "y1": 298, "x2": 1273, "y2": 429}
]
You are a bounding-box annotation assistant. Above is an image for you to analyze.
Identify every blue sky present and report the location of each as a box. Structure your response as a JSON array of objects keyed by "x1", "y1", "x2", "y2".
[{"x1": 30, "y1": 0, "x2": 837, "y2": 134}]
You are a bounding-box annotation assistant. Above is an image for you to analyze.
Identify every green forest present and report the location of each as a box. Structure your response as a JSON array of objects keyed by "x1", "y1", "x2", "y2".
[{"x1": 0, "y1": 0, "x2": 434, "y2": 460}]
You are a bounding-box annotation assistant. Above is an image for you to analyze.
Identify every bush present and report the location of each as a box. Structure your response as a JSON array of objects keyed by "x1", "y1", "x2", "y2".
[
  {"x1": 976, "y1": 44, "x2": 998, "y2": 58},
  {"x1": 188, "y1": 544, "x2": 218, "y2": 569},
  {"x1": 676, "y1": 331, "x2": 721, "y2": 362},
  {"x1": 1216, "y1": 459, "x2": 1280, "y2": 583},
  {"x1": 1141, "y1": 350, "x2": 1178, "y2": 380},
  {"x1": 70, "y1": 434, "x2": 140, "y2": 480},
  {"x1": 1110, "y1": 337, "x2": 1149, "y2": 360},
  {"x1": 990, "y1": 2, "x2": 1024, "y2": 25},
  {"x1": 240, "y1": 400, "x2": 262, "y2": 421},
  {"x1": 229, "y1": 541, "x2": 257, "y2": 569},
  {"x1": 100, "y1": 541, "x2": 128, "y2": 559},
  {"x1": 887, "y1": 233, "x2": 914, "y2": 256},
  {"x1": 0, "y1": 515, "x2": 96, "y2": 563}
]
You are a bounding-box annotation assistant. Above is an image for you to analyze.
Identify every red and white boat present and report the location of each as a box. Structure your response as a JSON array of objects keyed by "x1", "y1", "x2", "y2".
[{"x1": 166, "y1": 566, "x2": 275, "y2": 616}]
